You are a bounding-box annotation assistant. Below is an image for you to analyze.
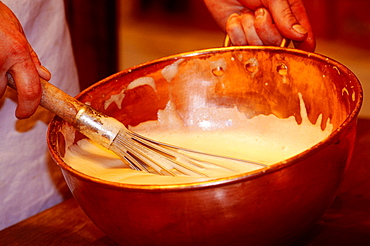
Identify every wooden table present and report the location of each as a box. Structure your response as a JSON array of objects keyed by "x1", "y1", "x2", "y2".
[{"x1": 2, "y1": 118, "x2": 370, "y2": 246}]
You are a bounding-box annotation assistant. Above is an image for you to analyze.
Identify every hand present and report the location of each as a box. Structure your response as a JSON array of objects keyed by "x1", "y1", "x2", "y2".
[
  {"x1": 0, "y1": 2, "x2": 51, "y2": 119},
  {"x1": 204, "y1": 0, "x2": 315, "y2": 52}
]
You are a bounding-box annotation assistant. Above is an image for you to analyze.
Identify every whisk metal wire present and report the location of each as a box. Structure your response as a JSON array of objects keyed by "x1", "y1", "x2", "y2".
[
  {"x1": 109, "y1": 127, "x2": 268, "y2": 177},
  {"x1": 74, "y1": 103, "x2": 267, "y2": 177},
  {"x1": 112, "y1": 131, "x2": 207, "y2": 176}
]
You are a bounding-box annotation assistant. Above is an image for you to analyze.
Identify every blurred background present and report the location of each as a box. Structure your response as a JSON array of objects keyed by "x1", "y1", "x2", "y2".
[{"x1": 64, "y1": 0, "x2": 370, "y2": 117}]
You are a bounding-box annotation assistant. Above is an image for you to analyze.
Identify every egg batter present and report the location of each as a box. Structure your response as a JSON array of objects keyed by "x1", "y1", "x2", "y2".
[{"x1": 62, "y1": 93, "x2": 333, "y2": 185}]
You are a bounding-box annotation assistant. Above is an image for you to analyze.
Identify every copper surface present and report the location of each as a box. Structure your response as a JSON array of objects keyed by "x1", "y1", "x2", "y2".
[{"x1": 47, "y1": 46, "x2": 362, "y2": 246}]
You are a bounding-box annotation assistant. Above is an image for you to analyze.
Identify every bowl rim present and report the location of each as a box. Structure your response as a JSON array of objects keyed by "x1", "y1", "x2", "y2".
[{"x1": 47, "y1": 46, "x2": 363, "y2": 192}]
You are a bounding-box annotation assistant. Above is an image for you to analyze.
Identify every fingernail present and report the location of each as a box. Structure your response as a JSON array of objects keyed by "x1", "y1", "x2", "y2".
[
  {"x1": 41, "y1": 65, "x2": 50, "y2": 74},
  {"x1": 229, "y1": 13, "x2": 240, "y2": 21},
  {"x1": 39, "y1": 65, "x2": 51, "y2": 80},
  {"x1": 292, "y1": 24, "x2": 307, "y2": 35},
  {"x1": 255, "y1": 8, "x2": 265, "y2": 20}
]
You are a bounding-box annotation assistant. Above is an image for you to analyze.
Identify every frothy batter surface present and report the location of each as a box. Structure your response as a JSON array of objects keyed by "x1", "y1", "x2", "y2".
[{"x1": 63, "y1": 94, "x2": 333, "y2": 185}]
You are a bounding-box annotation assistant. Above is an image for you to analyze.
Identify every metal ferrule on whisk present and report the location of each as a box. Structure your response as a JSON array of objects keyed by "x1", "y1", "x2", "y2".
[{"x1": 74, "y1": 105, "x2": 122, "y2": 149}]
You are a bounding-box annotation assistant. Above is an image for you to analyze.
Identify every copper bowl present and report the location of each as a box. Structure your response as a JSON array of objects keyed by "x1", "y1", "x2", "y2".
[{"x1": 47, "y1": 46, "x2": 362, "y2": 246}]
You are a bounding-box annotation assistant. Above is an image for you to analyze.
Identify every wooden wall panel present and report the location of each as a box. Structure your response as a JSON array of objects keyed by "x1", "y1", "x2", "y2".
[{"x1": 64, "y1": 0, "x2": 118, "y2": 90}]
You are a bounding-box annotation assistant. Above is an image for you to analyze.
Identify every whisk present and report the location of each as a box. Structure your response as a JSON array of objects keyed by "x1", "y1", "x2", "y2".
[{"x1": 8, "y1": 75, "x2": 266, "y2": 177}]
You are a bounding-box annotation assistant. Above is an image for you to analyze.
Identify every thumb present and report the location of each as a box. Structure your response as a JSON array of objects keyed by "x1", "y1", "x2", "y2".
[
  {"x1": 28, "y1": 43, "x2": 51, "y2": 81},
  {"x1": 267, "y1": 0, "x2": 308, "y2": 40}
]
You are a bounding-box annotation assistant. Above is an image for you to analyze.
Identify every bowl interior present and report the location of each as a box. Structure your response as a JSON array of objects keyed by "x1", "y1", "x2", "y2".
[{"x1": 48, "y1": 47, "x2": 362, "y2": 187}]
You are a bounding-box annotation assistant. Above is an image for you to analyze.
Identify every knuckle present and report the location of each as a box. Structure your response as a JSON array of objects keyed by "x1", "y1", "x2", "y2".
[
  {"x1": 10, "y1": 39, "x2": 28, "y2": 55},
  {"x1": 8, "y1": 38, "x2": 31, "y2": 63},
  {"x1": 281, "y1": 7, "x2": 296, "y2": 22}
]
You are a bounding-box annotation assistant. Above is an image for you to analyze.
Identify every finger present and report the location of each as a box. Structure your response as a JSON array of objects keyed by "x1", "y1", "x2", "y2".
[
  {"x1": 226, "y1": 13, "x2": 248, "y2": 45},
  {"x1": 289, "y1": 1, "x2": 316, "y2": 51},
  {"x1": 28, "y1": 44, "x2": 51, "y2": 81},
  {"x1": 293, "y1": 36, "x2": 315, "y2": 52},
  {"x1": 9, "y1": 62, "x2": 41, "y2": 119},
  {"x1": 38, "y1": 65, "x2": 51, "y2": 81},
  {"x1": 203, "y1": 0, "x2": 246, "y2": 31},
  {"x1": 267, "y1": 0, "x2": 308, "y2": 40},
  {"x1": 240, "y1": 10, "x2": 263, "y2": 46},
  {"x1": 254, "y1": 8, "x2": 283, "y2": 46}
]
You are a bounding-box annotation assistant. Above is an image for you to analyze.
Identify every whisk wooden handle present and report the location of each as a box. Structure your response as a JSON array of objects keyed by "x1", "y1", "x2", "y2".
[
  {"x1": 7, "y1": 73, "x2": 123, "y2": 149},
  {"x1": 7, "y1": 74, "x2": 83, "y2": 123}
]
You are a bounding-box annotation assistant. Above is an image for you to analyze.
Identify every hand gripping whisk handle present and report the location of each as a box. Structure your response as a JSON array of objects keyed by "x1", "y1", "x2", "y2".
[{"x1": 7, "y1": 74, "x2": 121, "y2": 149}]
